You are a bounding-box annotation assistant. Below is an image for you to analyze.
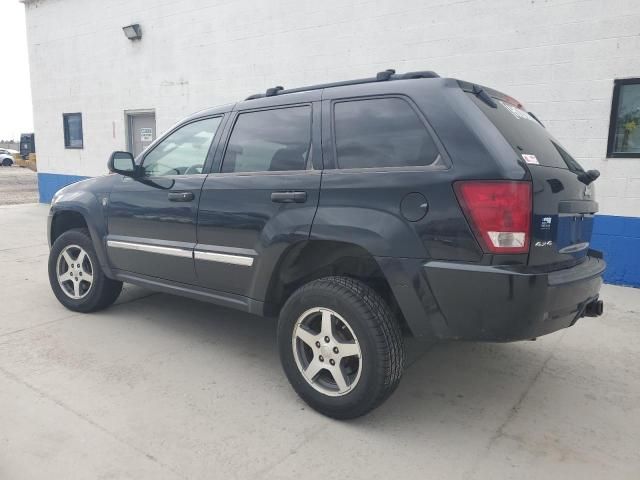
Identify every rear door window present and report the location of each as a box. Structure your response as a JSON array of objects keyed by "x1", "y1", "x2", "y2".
[
  {"x1": 333, "y1": 97, "x2": 440, "y2": 169},
  {"x1": 221, "y1": 106, "x2": 311, "y2": 173},
  {"x1": 468, "y1": 93, "x2": 584, "y2": 172}
]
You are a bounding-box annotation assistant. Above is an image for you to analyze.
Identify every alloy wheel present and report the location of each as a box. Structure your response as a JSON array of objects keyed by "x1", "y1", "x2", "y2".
[
  {"x1": 291, "y1": 307, "x2": 362, "y2": 397},
  {"x1": 56, "y1": 244, "x2": 94, "y2": 300}
]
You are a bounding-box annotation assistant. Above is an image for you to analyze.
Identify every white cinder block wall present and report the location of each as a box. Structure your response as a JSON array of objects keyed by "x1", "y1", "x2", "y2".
[{"x1": 24, "y1": 0, "x2": 640, "y2": 285}]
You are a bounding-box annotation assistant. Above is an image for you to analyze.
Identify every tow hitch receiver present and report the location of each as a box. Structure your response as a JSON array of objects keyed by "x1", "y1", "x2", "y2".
[{"x1": 584, "y1": 299, "x2": 604, "y2": 317}]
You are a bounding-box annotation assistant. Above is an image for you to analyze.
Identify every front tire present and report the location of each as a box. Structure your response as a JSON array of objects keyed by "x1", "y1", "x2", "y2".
[
  {"x1": 48, "y1": 228, "x2": 122, "y2": 312},
  {"x1": 1, "y1": 158, "x2": 11, "y2": 167},
  {"x1": 278, "y1": 276, "x2": 404, "y2": 419}
]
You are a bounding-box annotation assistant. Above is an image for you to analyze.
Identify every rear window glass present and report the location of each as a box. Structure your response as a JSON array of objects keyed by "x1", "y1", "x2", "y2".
[
  {"x1": 334, "y1": 98, "x2": 440, "y2": 169},
  {"x1": 467, "y1": 93, "x2": 584, "y2": 172}
]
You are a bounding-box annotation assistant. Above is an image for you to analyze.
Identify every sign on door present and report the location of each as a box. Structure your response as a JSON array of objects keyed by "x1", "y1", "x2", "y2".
[{"x1": 140, "y1": 128, "x2": 153, "y2": 142}]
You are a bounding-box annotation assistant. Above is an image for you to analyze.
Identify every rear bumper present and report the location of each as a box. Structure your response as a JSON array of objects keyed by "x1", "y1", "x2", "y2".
[{"x1": 378, "y1": 255, "x2": 605, "y2": 342}]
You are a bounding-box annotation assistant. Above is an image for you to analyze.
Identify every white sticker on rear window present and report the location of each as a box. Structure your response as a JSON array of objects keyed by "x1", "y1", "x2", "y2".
[
  {"x1": 522, "y1": 154, "x2": 539, "y2": 165},
  {"x1": 499, "y1": 100, "x2": 536, "y2": 122}
]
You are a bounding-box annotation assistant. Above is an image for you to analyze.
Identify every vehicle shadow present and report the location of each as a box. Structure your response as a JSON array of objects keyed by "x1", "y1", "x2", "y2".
[{"x1": 105, "y1": 285, "x2": 555, "y2": 427}]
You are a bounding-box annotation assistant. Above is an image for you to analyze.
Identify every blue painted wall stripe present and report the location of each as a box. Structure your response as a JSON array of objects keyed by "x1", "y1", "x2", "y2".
[
  {"x1": 37, "y1": 172, "x2": 640, "y2": 287},
  {"x1": 37, "y1": 172, "x2": 89, "y2": 203},
  {"x1": 591, "y1": 215, "x2": 640, "y2": 288}
]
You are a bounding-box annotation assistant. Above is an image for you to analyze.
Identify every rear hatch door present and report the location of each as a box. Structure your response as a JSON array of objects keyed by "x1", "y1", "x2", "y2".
[{"x1": 465, "y1": 85, "x2": 597, "y2": 268}]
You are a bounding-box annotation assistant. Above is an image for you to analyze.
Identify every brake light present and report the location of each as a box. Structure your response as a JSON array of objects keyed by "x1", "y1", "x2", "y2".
[
  {"x1": 454, "y1": 181, "x2": 532, "y2": 254},
  {"x1": 501, "y1": 94, "x2": 524, "y2": 109}
]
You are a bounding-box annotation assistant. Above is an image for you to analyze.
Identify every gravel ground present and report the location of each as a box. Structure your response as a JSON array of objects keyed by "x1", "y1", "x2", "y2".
[{"x1": 0, "y1": 166, "x2": 39, "y2": 205}]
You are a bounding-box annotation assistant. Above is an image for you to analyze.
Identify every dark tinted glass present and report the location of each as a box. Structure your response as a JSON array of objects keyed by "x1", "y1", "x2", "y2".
[
  {"x1": 222, "y1": 106, "x2": 311, "y2": 173},
  {"x1": 610, "y1": 82, "x2": 640, "y2": 155},
  {"x1": 552, "y1": 141, "x2": 584, "y2": 173},
  {"x1": 468, "y1": 93, "x2": 584, "y2": 171},
  {"x1": 63, "y1": 113, "x2": 83, "y2": 148},
  {"x1": 334, "y1": 98, "x2": 439, "y2": 169}
]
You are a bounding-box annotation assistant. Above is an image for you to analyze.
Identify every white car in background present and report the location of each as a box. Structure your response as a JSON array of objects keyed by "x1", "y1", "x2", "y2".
[{"x1": 0, "y1": 150, "x2": 15, "y2": 166}]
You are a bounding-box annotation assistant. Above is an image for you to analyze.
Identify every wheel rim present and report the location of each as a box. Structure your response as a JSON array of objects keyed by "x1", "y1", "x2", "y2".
[
  {"x1": 56, "y1": 244, "x2": 94, "y2": 300},
  {"x1": 291, "y1": 307, "x2": 362, "y2": 397}
]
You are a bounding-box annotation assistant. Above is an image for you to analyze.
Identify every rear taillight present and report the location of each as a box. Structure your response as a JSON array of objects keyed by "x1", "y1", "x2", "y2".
[{"x1": 454, "y1": 181, "x2": 532, "y2": 254}]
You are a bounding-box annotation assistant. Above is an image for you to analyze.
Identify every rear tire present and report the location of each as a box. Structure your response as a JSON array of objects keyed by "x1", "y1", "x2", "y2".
[
  {"x1": 1, "y1": 158, "x2": 11, "y2": 167},
  {"x1": 278, "y1": 276, "x2": 404, "y2": 419},
  {"x1": 48, "y1": 228, "x2": 122, "y2": 312}
]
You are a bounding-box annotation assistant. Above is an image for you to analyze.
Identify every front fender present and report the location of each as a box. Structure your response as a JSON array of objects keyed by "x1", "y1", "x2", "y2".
[{"x1": 49, "y1": 178, "x2": 115, "y2": 277}]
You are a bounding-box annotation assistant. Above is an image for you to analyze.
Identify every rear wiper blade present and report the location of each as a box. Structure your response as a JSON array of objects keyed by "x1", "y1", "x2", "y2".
[{"x1": 577, "y1": 169, "x2": 600, "y2": 185}]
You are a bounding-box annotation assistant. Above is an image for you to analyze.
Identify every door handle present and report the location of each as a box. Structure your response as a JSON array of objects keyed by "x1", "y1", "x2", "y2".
[
  {"x1": 168, "y1": 191, "x2": 195, "y2": 202},
  {"x1": 271, "y1": 191, "x2": 307, "y2": 203}
]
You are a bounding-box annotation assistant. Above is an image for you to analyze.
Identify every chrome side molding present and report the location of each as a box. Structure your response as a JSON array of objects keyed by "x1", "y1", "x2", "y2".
[
  {"x1": 107, "y1": 239, "x2": 254, "y2": 266},
  {"x1": 194, "y1": 250, "x2": 254, "y2": 267},
  {"x1": 107, "y1": 240, "x2": 193, "y2": 258}
]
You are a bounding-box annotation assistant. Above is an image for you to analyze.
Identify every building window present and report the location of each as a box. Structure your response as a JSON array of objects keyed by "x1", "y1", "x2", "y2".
[
  {"x1": 63, "y1": 113, "x2": 83, "y2": 149},
  {"x1": 608, "y1": 79, "x2": 640, "y2": 157}
]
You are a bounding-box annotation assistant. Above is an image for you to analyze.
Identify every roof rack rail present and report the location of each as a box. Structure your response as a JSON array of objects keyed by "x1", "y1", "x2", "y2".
[{"x1": 245, "y1": 69, "x2": 440, "y2": 100}]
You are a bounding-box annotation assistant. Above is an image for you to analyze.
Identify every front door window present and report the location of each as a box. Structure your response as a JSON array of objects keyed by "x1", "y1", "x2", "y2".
[{"x1": 143, "y1": 117, "x2": 222, "y2": 176}]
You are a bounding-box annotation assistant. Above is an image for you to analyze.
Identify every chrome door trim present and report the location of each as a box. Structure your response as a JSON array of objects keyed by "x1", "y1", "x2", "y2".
[
  {"x1": 194, "y1": 250, "x2": 254, "y2": 267},
  {"x1": 194, "y1": 243, "x2": 257, "y2": 257},
  {"x1": 107, "y1": 239, "x2": 255, "y2": 266},
  {"x1": 107, "y1": 240, "x2": 193, "y2": 258}
]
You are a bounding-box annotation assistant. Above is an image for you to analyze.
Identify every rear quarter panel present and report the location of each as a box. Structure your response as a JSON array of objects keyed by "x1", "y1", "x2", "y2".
[{"x1": 315, "y1": 78, "x2": 528, "y2": 262}]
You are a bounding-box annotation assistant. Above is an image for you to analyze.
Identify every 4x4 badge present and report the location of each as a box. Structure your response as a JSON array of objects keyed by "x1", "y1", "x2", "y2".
[{"x1": 535, "y1": 240, "x2": 553, "y2": 247}]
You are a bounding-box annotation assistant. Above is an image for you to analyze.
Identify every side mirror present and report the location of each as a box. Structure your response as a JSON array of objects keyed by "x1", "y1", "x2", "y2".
[{"x1": 108, "y1": 151, "x2": 138, "y2": 177}]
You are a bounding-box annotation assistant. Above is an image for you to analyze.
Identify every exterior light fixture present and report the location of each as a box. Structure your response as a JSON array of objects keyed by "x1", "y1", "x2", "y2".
[{"x1": 122, "y1": 24, "x2": 142, "y2": 40}]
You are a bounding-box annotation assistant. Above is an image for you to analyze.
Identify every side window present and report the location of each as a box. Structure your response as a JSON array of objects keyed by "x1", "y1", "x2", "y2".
[
  {"x1": 334, "y1": 98, "x2": 440, "y2": 169},
  {"x1": 221, "y1": 106, "x2": 311, "y2": 173},
  {"x1": 143, "y1": 117, "x2": 222, "y2": 176}
]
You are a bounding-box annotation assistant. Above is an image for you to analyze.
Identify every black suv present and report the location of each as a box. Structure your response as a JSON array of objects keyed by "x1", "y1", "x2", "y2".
[{"x1": 48, "y1": 70, "x2": 605, "y2": 419}]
